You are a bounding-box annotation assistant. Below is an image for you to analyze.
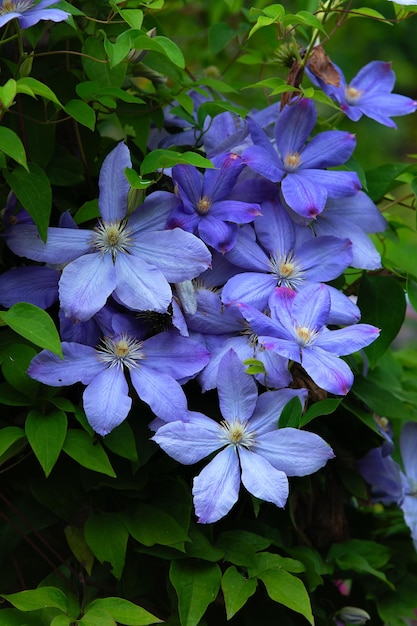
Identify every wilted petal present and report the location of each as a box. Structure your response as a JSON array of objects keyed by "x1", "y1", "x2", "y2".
[
  {"x1": 257, "y1": 428, "x2": 334, "y2": 475},
  {"x1": 193, "y1": 446, "x2": 241, "y2": 523},
  {"x1": 98, "y1": 142, "x2": 131, "y2": 223},
  {"x1": 239, "y1": 448, "x2": 289, "y2": 508}
]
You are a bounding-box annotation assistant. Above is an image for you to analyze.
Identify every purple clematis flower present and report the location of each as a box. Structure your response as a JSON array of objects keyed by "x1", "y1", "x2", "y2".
[
  {"x1": 242, "y1": 98, "x2": 360, "y2": 219},
  {"x1": 166, "y1": 152, "x2": 261, "y2": 253},
  {"x1": 5, "y1": 142, "x2": 211, "y2": 322},
  {"x1": 238, "y1": 284, "x2": 380, "y2": 395},
  {"x1": 152, "y1": 349, "x2": 334, "y2": 523},
  {"x1": 222, "y1": 200, "x2": 353, "y2": 316},
  {"x1": 0, "y1": 0, "x2": 69, "y2": 29},
  {"x1": 307, "y1": 60, "x2": 417, "y2": 128},
  {"x1": 28, "y1": 321, "x2": 210, "y2": 436}
]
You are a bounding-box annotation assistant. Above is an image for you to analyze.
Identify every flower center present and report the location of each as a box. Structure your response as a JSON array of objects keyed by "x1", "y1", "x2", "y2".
[
  {"x1": 345, "y1": 85, "x2": 363, "y2": 105},
  {"x1": 269, "y1": 252, "x2": 305, "y2": 289},
  {"x1": 294, "y1": 325, "x2": 318, "y2": 347},
  {"x1": 0, "y1": 0, "x2": 33, "y2": 13},
  {"x1": 196, "y1": 195, "x2": 212, "y2": 215},
  {"x1": 90, "y1": 219, "x2": 133, "y2": 262},
  {"x1": 97, "y1": 334, "x2": 145, "y2": 370},
  {"x1": 219, "y1": 419, "x2": 256, "y2": 449},
  {"x1": 284, "y1": 152, "x2": 301, "y2": 172}
]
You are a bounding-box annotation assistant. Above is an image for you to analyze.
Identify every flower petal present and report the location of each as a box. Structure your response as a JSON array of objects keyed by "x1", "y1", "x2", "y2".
[
  {"x1": 98, "y1": 142, "x2": 132, "y2": 222},
  {"x1": 250, "y1": 388, "x2": 308, "y2": 435},
  {"x1": 400, "y1": 422, "x2": 417, "y2": 485},
  {"x1": 275, "y1": 98, "x2": 316, "y2": 156},
  {"x1": 314, "y1": 324, "x2": 380, "y2": 356},
  {"x1": 28, "y1": 343, "x2": 103, "y2": 386},
  {"x1": 292, "y1": 283, "x2": 330, "y2": 330},
  {"x1": 301, "y1": 347, "x2": 354, "y2": 395},
  {"x1": 239, "y1": 447, "x2": 289, "y2": 508},
  {"x1": 6, "y1": 225, "x2": 91, "y2": 264},
  {"x1": 130, "y1": 366, "x2": 188, "y2": 422},
  {"x1": 0, "y1": 266, "x2": 59, "y2": 309},
  {"x1": 217, "y1": 349, "x2": 258, "y2": 424},
  {"x1": 193, "y1": 446, "x2": 241, "y2": 523},
  {"x1": 83, "y1": 367, "x2": 132, "y2": 435},
  {"x1": 114, "y1": 253, "x2": 172, "y2": 313},
  {"x1": 152, "y1": 418, "x2": 222, "y2": 464}
]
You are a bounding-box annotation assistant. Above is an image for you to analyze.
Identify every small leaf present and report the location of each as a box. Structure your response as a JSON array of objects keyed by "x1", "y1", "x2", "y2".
[
  {"x1": 25, "y1": 409, "x2": 67, "y2": 476},
  {"x1": 300, "y1": 398, "x2": 342, "y2": 427},
  {"x1": 0, "y1": 127, "x2": 28, "y2": 170},
  {"x1": 64, "y1": 525, "x2": 94, "y2": 575},
  {"x1": 0, "y1": 342, "x2": 39, "y2": 400},
  {"x1": 140, "y1": 149, "x2": 213, "y2": 175},
  {"x1": 88, "y1": 597, "x2": 162, "y2": 625},
  {"x1": 278, "y1": 396, "x2": 303, "y2": 428},
  {"x1": 170, "y1": 560, "x2": 222, "y2": 626},
  {"x1": 0, "y1": 426, "x2": 26, "y2": 458},
  {"x1": 222, "y1": 566, "x2": 257, "y2": 620},
  {"x1": 124, "y1": 503, "x2": 189, "y2": 547},
  {"x1": 79, "y1": 608, "x2": 116, "y2": 626},
  {"x1": 17, "y1": 77, "x2": 62, "y2": 106},
  {"x1": 84, "y1": 513, "x2": 129, "y2": 580},
  {"x1": 63, "y1": 430, "x2": 116, "y2": 477},
  {"x1": 255, "y1": 569, "x2": 314, "y2": 625},
  {"x1": 407, "y1": 274, "x2": 417, "y2": 313},
  {"x1": 124, "y1": 168, "x2": 153, "y2": 190},
  {"x1": 0, "y1": 78, "x2": 17, "y2": 109},
  {"x1": 1, "y1": 587, "x2": 67, "y2": 612},
  {"x1": 3, "y1": 163, "x2": 51, "y2": 241},
  {"x1": 64, "y1": 99, "x2": 96, "y2": 130},
  {"x1": 0, "y1": 304, "x2": 62, "y2": 357},
  {"x1": 117, "y1": 8, "x2": 143, "y2": 29}
]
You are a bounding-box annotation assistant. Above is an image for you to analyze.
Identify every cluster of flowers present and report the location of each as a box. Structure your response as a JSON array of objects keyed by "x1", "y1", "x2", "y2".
[{"x1": 1, "y1": 55, "x2": 416, "y2": 523}]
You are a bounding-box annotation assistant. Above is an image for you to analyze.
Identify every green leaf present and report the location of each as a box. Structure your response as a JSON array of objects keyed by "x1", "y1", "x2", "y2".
[
  {"x1": 0, "y1": 127, "x2": 28, "y2": 171},
  {"x1": 1, "y1": 587, "x2": 67, "y2": 612},
  {"x1": 74, "y1": 199, "x2": 100, "y2": 224},
  {"x1": 365, "y1": 163, "x2": 410, "y2": 202},
  {"x1": 278, "y1": 396, "x2": 303, "y2": 428},
  {"x1": 79, "y1": 608, "x2": 116, "y2": 626},
  {"x1": 170, "y1": 560, "x2": 222, "y2": 626},
  {"x1": 63, "y1": 430, "x2": 116, "y2": 477},
  {"x1": 51, "y1": 616, "x2": 73, "y2": 626},
  {"x1": 249, "y1": 552, "x2": 305, "y2": 576},
  {"x1": 124, "y1": 503, "x2": 189, "y2": 547},
  {"x1": 124, "y1": 168, "x2": 153, "y2": 190},
  {"x1": 64, "y1": 99, "x2": 96, "y2": 130},
  {"x1": 117, "y1": 8, "x2": 143, "y2": 29},
  {"x1": 0, "y1": 304, "x2": 63, "y2": 357},
  {"x1": 221, "y1": 566, "x2": 257, "y2": 620},
  {"x1": 0, "y1": 426, "x2": 26, "y2": 458},
  {"x1": 0, "y1": 342, "x2": 39, "y2": 400},
  {"x1": 103, "y1": 420, "x2": 138, "y2": 461},
  {"x1": 300, "y1": 398, "x2": 343, "y2": 427},
  {"x1": 248, "y1": 5, "x2": 285, "y2": 38},
  {"x1": 0, "y1": 78, "x2": 17, "y2": 109},
  {"x1": 140, "y1": 150, "x2": 213, "y2": 175},
  {"x1": 255, "y1": 569, "x2": 314, "y2": 625},
  {"x1": 17, "y1": 77, "x2": 62, "y2": 106},
  {"x1": 347, "y1": 6, "x2": 389, "y2": 21},
  {"x1": 130, "y1": 34, "x2": 185, "y2": 68},
  {"x1": 3, "y1": 163, "x2": 51, "y2": 241},
  {"x1": 357, "y1": 274, "x2": 406, "y2": 367},
  {"x1": 25, "y1": 409, "x2": 67, "y2": 477},
  {"x1": 82, "y1": 37, "x2": 126, "y2": 88},
  {"x1": 103, "y1": 30, "x2": 132, "y2": 68},
  {"x1": 64, "y1": 525, "x2": 94, "y2": 575},
  {"x1": 84, "y1": 512, "x2": 129, "y2": 580},
  {"x1": 209, "y1": 23, "x2": 237, "y2": 54},
  {"x1": 0, "y1": 608, "x2": 43, "y2": 625},
  {"x1": 87, "y1": 597, "x2": 162, "y2": 625},
  {"x1": 185, "y1": 530, "x2": 225, "y2": 562},
  {"x1": 407, "y1": 274, "x2": 417, "y2": 313}
]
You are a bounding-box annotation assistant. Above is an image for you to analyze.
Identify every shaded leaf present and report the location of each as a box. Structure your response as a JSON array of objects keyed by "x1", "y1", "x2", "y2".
[
  {"x1": 25, "y1": 409, "x2": 67, "y2": 476},
  {"x1": 63, "y1": 430, "x2": 116, "y2": 477},
  {"x1": 0, "y1": 127, "x2": 28, "y2": 170},
  {"x1": 84, "y1": 512, "x2": 128, "y2": 580},
  {"x1": 170, "y1": 560, "x2": 222, "y2": 626},
  {"x1": 222, "y1": 566, "x2": 257, "y2": 620},
  {"x1": 0, "y1": 304, "x2": 62, "y2": 357}
]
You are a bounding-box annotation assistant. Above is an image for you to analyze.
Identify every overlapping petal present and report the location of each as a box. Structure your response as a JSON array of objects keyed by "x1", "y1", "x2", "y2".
[{"x1": 83, "y1": 366, "x2": 132, "y2": 436}]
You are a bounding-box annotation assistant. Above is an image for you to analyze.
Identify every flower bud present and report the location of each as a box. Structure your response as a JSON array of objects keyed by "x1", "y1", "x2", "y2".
[
  {"x1": 19, "y1": 52, "x2": 34, "y2": 78},
  {"x1": 336, "y1": 606, "x2": 371, "y2": 625}
]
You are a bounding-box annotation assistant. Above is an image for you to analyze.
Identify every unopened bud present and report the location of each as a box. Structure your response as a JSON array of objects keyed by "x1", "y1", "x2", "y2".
[
  {"x1": 336, "y1": 606, "x2": 371, "y2": 625},
  {"x1": 19, "y1": 52, "x2": 34, "y2": 78}
]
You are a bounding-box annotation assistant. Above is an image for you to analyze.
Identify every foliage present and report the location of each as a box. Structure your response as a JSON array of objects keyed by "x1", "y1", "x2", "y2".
[{"x1": 0, "y1": 1, "x2": 417, "y2": 626}]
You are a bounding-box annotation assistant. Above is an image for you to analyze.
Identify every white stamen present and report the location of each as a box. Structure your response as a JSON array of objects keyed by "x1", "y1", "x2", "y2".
[
  {"x1": 269, "y1": 252, "x2": 305, "y2": 289},
  {"x1": 0, "y1": 0, "x2": 33, "y2": 13},
  {"x1": 219, "y1": 418, "x2": 256, "y2": 449},
  {"x1": 97, "y1": 334, "x2": 145, "y2": 370},
  {"x1": 89, "y1": 219, "x2": 133, "y2": 262}
]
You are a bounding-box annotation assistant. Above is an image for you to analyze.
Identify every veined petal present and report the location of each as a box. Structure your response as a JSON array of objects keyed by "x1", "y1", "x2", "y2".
[
  {"x1": 326, "y1": 286, "x2": 361, "y2": 325},
  {"x1": 210, "y1": 199, "x2": 261, "y2": 223},
  {"x1": 281, "y1": 172, "x2": 328, "y2": 218},
  {"x1": 114, "y1": 253, "x2": 172, "y2": 313},
  {"x1": 217, "y1": 350, "x2": 258, "y2": 424},
  {"x1": 203, "y1": 153, "x2": 244, "y2": 201},
  {"x1": 130, "y1": 229, "x2": 211, "y2": 282},
  {"x1": 152, "y1": 419, "x2": 223, "y2": 464},
  {"x1": 198, "y1": 216, "x2": 238, "y2": 253},
  {"x1": 257, "y1": 428, "x2": 334, "y2": 475},
  {"x1": 193, "y1": 446, "x2": 241, "y2": 523},
  {"x1": 314, "y1": 324, "x2": 380, "y2": 356},
  {"x1": 242, "y1": 145, "x2": 283, "y2": 182},
  {"x1": 401, "y1": 494, "x2": 417, "y2": 552},
  {"x1": 142, "y1": 332, "x2": 209, "y2": 379},
  {"x1": 18, "y1": 8, "x2": 69, "y2": 28},
  {"x1": 130, "y1": 366, "x2": 188, "y2": 422},
  {"x1": 351, "y1": 61, "x2": 395, "y2": 94},
  {"x1": 301, "y1": 131, "x2": 356, "y2": 168},
  {"x1": 6, "y1": 225, "x2": 91, "y2": 263},
  {"x1": 250, "y1": 389, "x2": 308, "y2": 435},
  {"x1": 268, "y1": 287, "x2": 297, "y2": 331},
  {"x1": 238, "y1": 301, "x2": 291, "y2": 340},
  {"x1": 172, "y1": 164, "x2": 203, "y2": 205},
  {"x1": 300, "y1": 169, "x2": 361, "y2": 198},
  {"x1": 296, "y1": 236, "x2": 352, "y2": 282},
  {"x1": 0, "y1": 266, "x2": 59, "y2": 309},
  {"x1": 28, "y1": 342, "x2": 103, "y2": 386},
  {"x1": 257, "y1": 349, "x2": 292, "y2": 390},
  {"x1": 275, "y1": 98, "x2": 316, "y2": 156},
  {"x1": 59, "y1": 252, "x2": 116, "y2": 322},
  {"x1": 225, "y1": 225, "x2": 269, "y2": 271},
  {"x1": 254, "y1": 199, "x2": 295, "y2": 255},
  {"x1": 239, "y1": 448, "x2": 289, "y2": 508},
  {"x1": 222, "y1": 272, "x2": 276, "y2": 310},
  {"x1": 301, "y1": 347, "x2": 354, "y2": 395},
  {"x1": 258, "y1": 336, "x2": 302, "y2": 363},
  {"x1": 128, "y1": 191, "x2": 180, "y2": 232},
  {"x1": 292, "y1": 283, "x2": 330, "y2": 330},
  {"x1": 98, "y1": 142, "x2": 131, "y2": 222},
  {"x1": 83, "y1": 367, "x2": 131, "y2": 436}
]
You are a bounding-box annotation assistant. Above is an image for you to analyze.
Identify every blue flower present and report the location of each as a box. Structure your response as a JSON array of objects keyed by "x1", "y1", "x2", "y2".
[
  {"x1": 0, "y1": 0, "x2": 69, "y2": 29},
  {"x1": 152, "y1": 349, "x2": 334, "y2": 523},
  {"x1": 307, "y1": 60, "x2": 417, "y2": 128},
  {"x1": 238, "y1": 284, "x2": 380, "y2": 395},
  {"x1": 28, "y1": 316, "x2": 210, "y2": 436},
  {"x1": 6, "y1": 142, "x2": 211, "y2": 322},
  {"x1": 242, "y1": 98, "x2": 360, "y2": 218}
]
